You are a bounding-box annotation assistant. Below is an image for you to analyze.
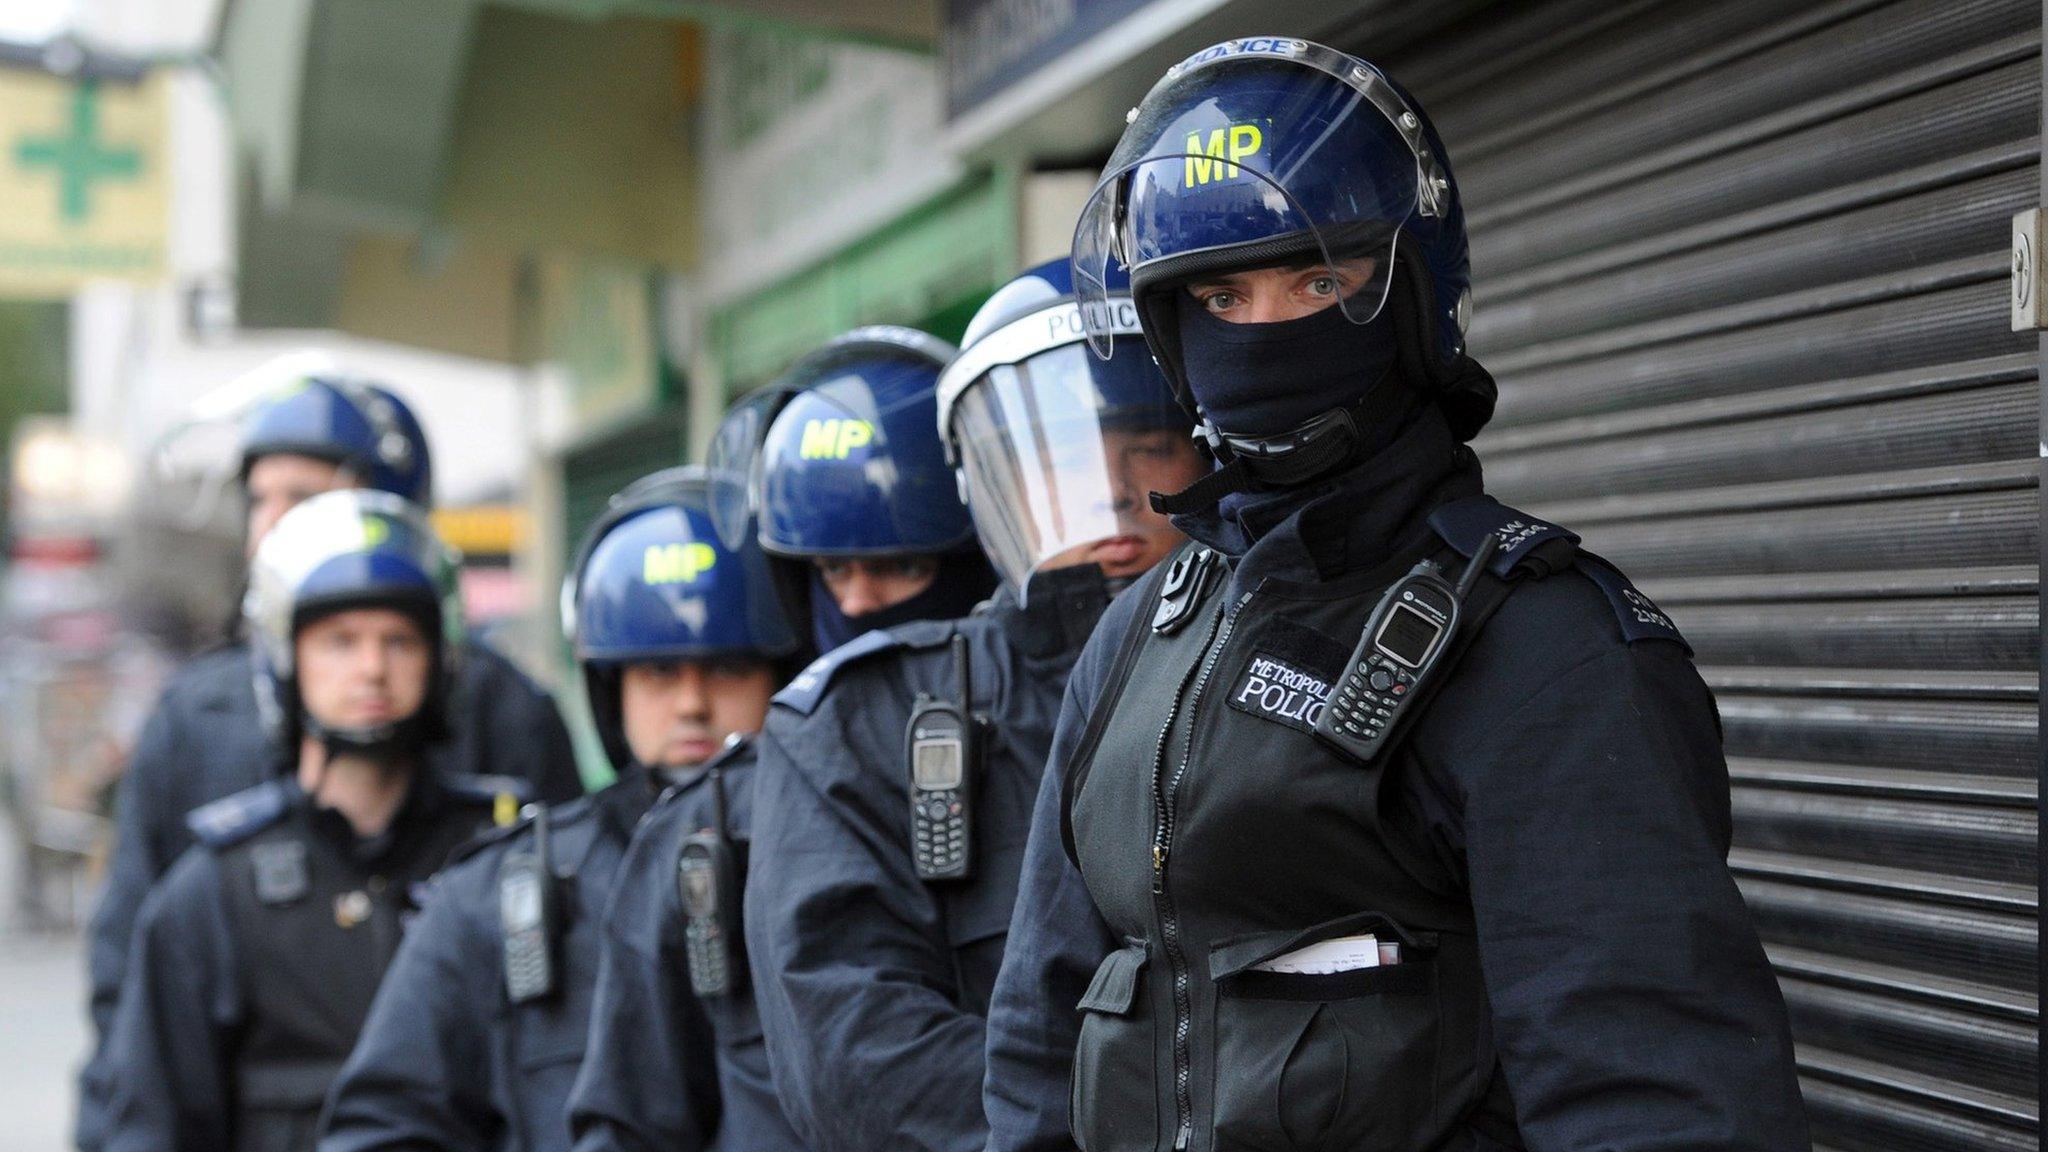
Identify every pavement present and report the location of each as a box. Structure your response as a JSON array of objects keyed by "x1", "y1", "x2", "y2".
[{"x1": 0, "y1": 929, "x2": 85, "y2": 1151}]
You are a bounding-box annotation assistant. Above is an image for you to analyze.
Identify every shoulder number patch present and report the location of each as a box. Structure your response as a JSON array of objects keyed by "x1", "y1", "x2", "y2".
[{"x1": 1574, "y1": 556, "x2": 1691, "y2": 654}]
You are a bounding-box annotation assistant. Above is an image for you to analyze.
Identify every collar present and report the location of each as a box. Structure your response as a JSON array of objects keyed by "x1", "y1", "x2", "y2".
[
  {"x1": 999, "y1": 563, "x2": 1114, "y2": 670},
  {"x1": 595, "y1": 762, "x2": 659, "y2": 844},
  {"x1": 296, "y1": 766, "x2": 439, "y2": 865},
  {"x1": 1172, "y1": 405, "x2": 1482, "y2": 585}
]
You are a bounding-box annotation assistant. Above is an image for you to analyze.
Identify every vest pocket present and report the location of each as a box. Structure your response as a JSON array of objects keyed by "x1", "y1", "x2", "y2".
[
  {"x1": 1070, "y1": 942, "x2": 1157, "y2": 1152},
  {"x1": 1207, "y1": 913, "x2": 1441, "y2": 1152}
]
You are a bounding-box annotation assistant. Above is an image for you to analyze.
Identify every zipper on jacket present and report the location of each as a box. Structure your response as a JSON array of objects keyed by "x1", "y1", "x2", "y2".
[{"x1": 1148, "y1": 590, "x2": 1250, "y2": 1151}]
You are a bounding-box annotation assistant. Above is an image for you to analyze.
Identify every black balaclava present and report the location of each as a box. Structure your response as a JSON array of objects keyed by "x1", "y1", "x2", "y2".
[
  {"x1": 807, "y1": 547, "x2": 997, "y2": 652},
  {"x1": 1173, "y1": 289, "x2": 1416, "y2": 454}
]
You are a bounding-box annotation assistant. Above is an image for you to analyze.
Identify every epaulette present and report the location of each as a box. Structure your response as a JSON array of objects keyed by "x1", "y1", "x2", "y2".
[
  {"x1": 771, "y1": 624, "x2": 953, "y2": 717},
  {"x1": 1573, "y1": 551, "x2": 1693, "y2": 654},
  {"x1": 440, "y1": 773, "x2": 535, "y2": 827},
  {"x1": 1428, "y1": 495, "x2": 1581, "y2": 579},
  {"x1": 186, "y1": 780, "x2": 294, "y2": 850},
  {"x1": 444, "y1": 808, "x2": 538, "y2": 867}
]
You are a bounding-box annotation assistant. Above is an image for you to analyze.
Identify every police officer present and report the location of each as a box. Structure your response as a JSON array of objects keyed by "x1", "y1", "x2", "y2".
[
  {"x1": 708, "y1": 327, "x2": 999, "y2": 653},
  {"x1": 566, "y1": 330, "x2": 1018, "y2": 1152},
  {"x1": 80, "y1": 374, "x2": 580, "y2": 1151},
  {"x1": 319, "y1": 468, "x2": 801, "y2": 1152},
  {"x1": 983, "y1": 39, "x2": 1807, "y2": 1152},
  {"x1": 741, "y1": 263, "x2": 1207, "y2": 1152},
  {"x1": 100, "y1": 490, "x2": 528, "y2": 1152}
]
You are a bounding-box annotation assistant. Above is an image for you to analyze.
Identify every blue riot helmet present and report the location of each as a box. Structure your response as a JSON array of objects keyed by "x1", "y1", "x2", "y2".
[
  {"x1": 239, "y1": 373, "x2": 434, "y2": 505},
  {"x1": 708, "y1": 327, "x2": 996, "y2": 651},
  {"x1": 937, "y1": 258, "x2": 1202, "y2": 597},
  {"x1": 244, "y1": 489, "x2": 462, "y2": 759},
  {"x1": 1074, "y1": 38, "x2": 1494, "y2": 450},
  {"x1": 563, "y1": 466, "x2": 803, "y2": 771}
]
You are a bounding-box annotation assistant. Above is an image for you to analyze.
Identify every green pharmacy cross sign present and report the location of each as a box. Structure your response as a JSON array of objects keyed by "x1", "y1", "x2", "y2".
[{"x1": 15, "y1": 80, "x2": 143, "y2": 224}]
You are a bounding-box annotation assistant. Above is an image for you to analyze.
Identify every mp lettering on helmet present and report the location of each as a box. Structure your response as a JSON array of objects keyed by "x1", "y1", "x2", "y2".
[
  {"x1": 643, "y1": 542, "x2": 718, "y2": 586},
  {"x1": 1184, "y1": 123, "x2": 1263, "y2": 187},
  {"x1": 798, "y1": 418, "x2": 875, "y2": 460}
]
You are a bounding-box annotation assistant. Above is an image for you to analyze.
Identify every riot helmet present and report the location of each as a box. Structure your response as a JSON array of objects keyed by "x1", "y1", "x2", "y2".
[
  {"x1": 1074, "y1": 38, "x2": 1494, "y2": 478},
  {"x1": 937, "y1": 257, "x2": 1203, "y2": 598},
  {"x1": 708, "y1": 327, "x2": 997, "y2": 650},
  {"x1": 563, "y1": 466, "x2": 802, "y2": 771},
  {"x1": 238, "y1": 372, "x2": 433, "y2": 506},
  {"x1": 244, "y1": 489, "x2": 462, "y2": 761}
]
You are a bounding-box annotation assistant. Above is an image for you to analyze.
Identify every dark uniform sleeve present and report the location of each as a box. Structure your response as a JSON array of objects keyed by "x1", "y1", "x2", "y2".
[
  {"x1": 101, "y1": 848, "x2": 242, "y2": 1152},
  {"x1": 568, "y1": 802, "x2": 719, "y2": 1152},
  {"x1": 318, "y1": 860, "x2": 503, "y2": 1152},
  {"x1": 983, "y1": 599, "x2": 1132, "y2": 1152},
  {"x1": 743, "y1": 702, "x2": 988, "y2": 1152},
  {"x1": 462, "y1": 643, "x2": 584, "y2": 805},
  {"x1": 78, "y1": 698, "x2": 189, "y2": 1152},
  {"x1": 1454, "y1": 641, "x2": 1810, "y2": 1150}
]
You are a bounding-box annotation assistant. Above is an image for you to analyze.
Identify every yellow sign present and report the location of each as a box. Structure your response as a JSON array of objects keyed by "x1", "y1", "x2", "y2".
[
  {"x1": 798, "y1": 418, "x2": 873, "y2": 460},
  {"x1": 1184, "y1": 124, "x2": 1263, "y2": 187},
  {"x1": 644, "y1": 542, "x2": 718, "y2": 585},
  {"x1": 0, "y1": 68, "x2": 168, "y2": 298}
]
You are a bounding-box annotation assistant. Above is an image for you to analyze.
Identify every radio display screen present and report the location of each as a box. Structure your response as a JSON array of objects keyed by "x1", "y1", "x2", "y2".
[{"x1": 1375, "y1": 604, "x2": 1443, "y2": 668}]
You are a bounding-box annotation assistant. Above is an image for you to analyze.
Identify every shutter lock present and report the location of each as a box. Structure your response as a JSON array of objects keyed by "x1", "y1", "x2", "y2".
[{"x1": 2012, "y1": 208, "x2": 2045, "y2": 331}]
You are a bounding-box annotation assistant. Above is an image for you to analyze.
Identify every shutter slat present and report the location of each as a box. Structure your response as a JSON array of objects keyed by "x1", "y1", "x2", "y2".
[{"x1": 1365, "y1": 5, "x2": 2039, "y2": 1144}]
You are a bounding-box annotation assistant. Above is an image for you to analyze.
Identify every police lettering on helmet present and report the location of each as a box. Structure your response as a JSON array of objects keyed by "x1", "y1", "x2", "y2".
[
  {"x1": 937, "y1": 256, "x2": 1204, "y2": 596},
  {"x1": 707, "y1": 327, "x2": 998, "y2": 652},
  {"x1": 564, "y1": 465, "x2": 803, "y2": 773}
]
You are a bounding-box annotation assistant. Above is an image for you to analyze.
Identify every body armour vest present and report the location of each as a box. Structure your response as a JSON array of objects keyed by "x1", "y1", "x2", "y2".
[
  {"x1": 216, "y1": 788, "x2": 498, "y2": 1152},
  {"x1": 1061, "y1": 501, "x2": 1587, "y2": 1152}
]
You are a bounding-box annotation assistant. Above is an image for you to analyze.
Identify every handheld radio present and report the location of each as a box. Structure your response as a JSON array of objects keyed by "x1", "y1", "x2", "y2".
[
  {"x1": 499, "y1": 805, "x2": 560, "y2": 1004},
  {"x1": 907, "y1": 634, "x2": 977, "y2": 882},
  {"x1": 1315, "y1": 534, "x2": 1498, "y2": 763},
  {"x1": 678, "y1": 769, "x2": 746, "y2": 998}
]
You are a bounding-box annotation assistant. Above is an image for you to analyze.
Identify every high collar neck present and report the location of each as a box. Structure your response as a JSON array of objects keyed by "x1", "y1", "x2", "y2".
[
  {"x1": 1173, "y1": 405, "x2": 1482, "y2": 583},
  {"x1": 1008, "y1": 563, "x2": 1115, "y2": 668}
]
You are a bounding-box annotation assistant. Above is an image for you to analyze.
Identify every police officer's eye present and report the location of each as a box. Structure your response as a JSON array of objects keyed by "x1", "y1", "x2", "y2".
[
  {"x1": 708, "y1": 659, "x2": 762, "y2": 682},
  {"x1": 1305, "y1": 275, "x2": 1338, "y2": 297},
  {"x1": 816, "y1": 559, "x2": 853, "y2": 582},
  {"x1": 1195, "y1": 289, "x2": 1240, "y2": 313}
]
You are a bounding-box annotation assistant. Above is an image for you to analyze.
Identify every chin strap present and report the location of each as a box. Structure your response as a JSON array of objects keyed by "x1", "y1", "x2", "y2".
[{"x1": 303, "y1": 709, "x2": 431, "y2": 765}]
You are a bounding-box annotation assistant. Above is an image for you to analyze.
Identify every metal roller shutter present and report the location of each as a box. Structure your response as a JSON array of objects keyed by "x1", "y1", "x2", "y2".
[{"x1": 1325, "y1": 2, "x2": 2041, "y2": 1146}]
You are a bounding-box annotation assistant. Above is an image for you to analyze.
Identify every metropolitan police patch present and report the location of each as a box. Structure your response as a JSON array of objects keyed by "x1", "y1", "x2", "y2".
[{"x1": 1226, "y1": 650, "x2": 1333, "y2": 736}]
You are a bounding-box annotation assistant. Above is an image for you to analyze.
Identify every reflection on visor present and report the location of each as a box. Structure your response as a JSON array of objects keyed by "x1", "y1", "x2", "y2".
[
  {"x1": 951, "y1": 344, "x2": 1202, "y2": 598},
  {"x1": 706, "y1": 391, "x2": 779, "y2": 553},
  {"x1": 1074, "y1": 43, "x2": 1438, "y2": 358},
  {"x1": 1074, "y1": 156, "x2": 1404, "y2": 357}
]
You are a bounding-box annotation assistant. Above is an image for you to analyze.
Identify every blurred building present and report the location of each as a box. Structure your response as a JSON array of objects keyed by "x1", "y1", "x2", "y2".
[{"x1": 0, "y1": 0, "x2": 2036, "y2": 1145}]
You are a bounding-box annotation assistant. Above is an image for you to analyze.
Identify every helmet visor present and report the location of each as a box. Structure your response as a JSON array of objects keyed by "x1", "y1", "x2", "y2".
[
  {"x1": 1075, "y1": 45, "x2": 1432, "y2": 355},
  {"x1": 706, "y1": 388, "x2": 784, "y2": 553},
  {"x1": 950, "y1": 342, "x2": 1203, "y2": 596}
]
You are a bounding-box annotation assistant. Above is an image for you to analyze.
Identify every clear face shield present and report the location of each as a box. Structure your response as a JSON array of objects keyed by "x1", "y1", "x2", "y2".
[
  {"x1": 1073, "y1": 40, "x2": 1444, "y2": 356},
  {"x1": 944, "y1": 303, "x2": 1204, "y2": 595},
  {"x1": 706, "y1": 387, "x2": 784, "y2": 553}
]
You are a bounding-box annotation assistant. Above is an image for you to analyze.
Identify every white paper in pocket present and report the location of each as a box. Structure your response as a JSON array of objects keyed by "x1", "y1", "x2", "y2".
[{"x1": 1251, "y1": 933, "x2": 1398, "y2": 975}]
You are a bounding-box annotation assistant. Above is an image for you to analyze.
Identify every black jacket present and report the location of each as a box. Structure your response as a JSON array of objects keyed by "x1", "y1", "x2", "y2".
[
  {"x1": 982, "y1": 409, "x2": 1808, "y2": 1152},
  {"x1": 568, "y1": 741, "x2": 796, "y2": 1152},
  {"x1": 99, "y1": 772, "x2": 515, "y2": 1152},
  {"x1": 743, "y1": 576, "x2": 1107, "y2": 1152},
  {"x1": 318, "y1": 771, "x2": 661, "y2": 1152}
]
